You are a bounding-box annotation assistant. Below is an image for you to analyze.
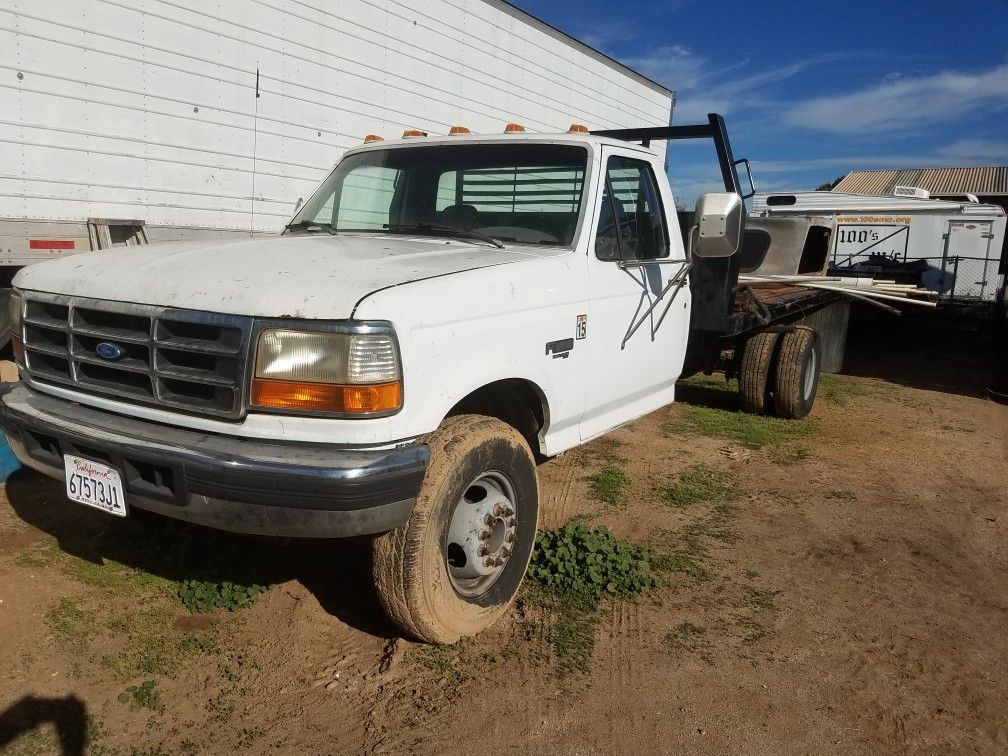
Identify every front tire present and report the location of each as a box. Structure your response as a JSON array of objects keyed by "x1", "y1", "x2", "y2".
[{"x1": 372, "y1": 415, "x2": 539, "y2": 644}]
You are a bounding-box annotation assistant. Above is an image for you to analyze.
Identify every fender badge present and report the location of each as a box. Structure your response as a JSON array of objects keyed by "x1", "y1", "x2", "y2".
[{"x1": 546, "y1": 338, "x2": 574, "y2": 359}]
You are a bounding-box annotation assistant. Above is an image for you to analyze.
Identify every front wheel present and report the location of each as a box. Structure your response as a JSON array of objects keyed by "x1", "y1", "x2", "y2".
[{"x1": 372, "y1": 415, "x2": 539, "y2": 644}]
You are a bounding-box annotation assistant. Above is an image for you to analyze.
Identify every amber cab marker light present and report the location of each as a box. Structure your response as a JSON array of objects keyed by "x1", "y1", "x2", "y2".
[
  {"x1": 568, "y1": 123, "x2": 589, "y2": 134},
  {"x1": 448, "y1": 125, "x2": 471, "y2": 135},
  {"x1": 504, "y1": 123, "x2": 525, "y2": 133},
  {"x1": 251, "y1": 378, "x2": 401, "y2": 414},
  {"x1": 363, "y1": 134, "x2": 384, "y2": 143},
  {"x1": 402, "y1": 129, "x2": 426, "y2": 138}
]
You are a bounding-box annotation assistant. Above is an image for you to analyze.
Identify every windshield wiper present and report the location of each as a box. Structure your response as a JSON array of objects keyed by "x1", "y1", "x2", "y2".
[
  {"x1": 383, "y1": 223, "x2": 505, "y2": 249},
  {"x1": 284, "y1": 220, "x2": 337, "y2": 234}
]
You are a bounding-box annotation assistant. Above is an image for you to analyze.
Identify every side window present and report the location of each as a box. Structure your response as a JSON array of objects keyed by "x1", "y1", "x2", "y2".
[{"x1": 594, "y1": 156, "x2": 669, "y2": 261}]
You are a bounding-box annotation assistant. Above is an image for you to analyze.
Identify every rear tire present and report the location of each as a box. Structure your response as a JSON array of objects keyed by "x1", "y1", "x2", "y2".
[
  {"x1": 372, "y1": 415, "x2": 539, "y2": 644},
  {"x1": 739, "y1": 332, "x2": 779, "y2": 415},
  {"x1": 772, "y1": 326, "x2": 820, "y2": 419}
]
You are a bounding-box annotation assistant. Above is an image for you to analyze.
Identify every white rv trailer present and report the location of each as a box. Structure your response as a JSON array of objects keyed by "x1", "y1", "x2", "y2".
[
  {"x1": 0, "y1": 0, "x2": 674, "y2": 281},
  {"x1": 752, "y1": 191, "x2": 1007, "y2": 301}
]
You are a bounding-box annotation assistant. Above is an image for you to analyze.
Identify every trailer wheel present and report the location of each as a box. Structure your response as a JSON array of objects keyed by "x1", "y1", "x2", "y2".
[
  {"x1": 372, "y1": 415, "x2": 539, "y2": 644},
  {"x1": 738, "y1": 332, "x2": 780, "y2": 415},
  {"x1": 772, "y1": 326, "x2": 821, "y2": 419}
]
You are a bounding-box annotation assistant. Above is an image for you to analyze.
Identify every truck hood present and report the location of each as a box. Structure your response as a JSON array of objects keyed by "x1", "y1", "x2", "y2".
[{"x1": 14, "y1": 233, "x2": 558, "y2": 319}]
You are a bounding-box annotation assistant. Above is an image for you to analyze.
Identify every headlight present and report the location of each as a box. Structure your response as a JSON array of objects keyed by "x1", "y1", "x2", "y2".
[{"x1": 250, "y1": 327, "x2": 402, "y2": 415}]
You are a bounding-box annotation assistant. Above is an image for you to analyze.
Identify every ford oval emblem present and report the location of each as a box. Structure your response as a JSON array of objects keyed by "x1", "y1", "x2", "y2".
[{"x1": 95, "y1": 342, "x2": 124, "y2": 361}]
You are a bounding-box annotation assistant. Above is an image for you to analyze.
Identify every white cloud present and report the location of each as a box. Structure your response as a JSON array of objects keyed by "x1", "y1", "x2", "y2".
[{"x1": 785, "y1": 64, "x2": 1008, "y2": 133}]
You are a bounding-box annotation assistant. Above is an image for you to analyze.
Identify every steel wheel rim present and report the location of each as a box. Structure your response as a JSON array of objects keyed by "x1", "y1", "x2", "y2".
[
  {"x1": 803, "y1": 347, "x2": 818, "y2": 401},
  {"x1": 445, "y1": 471, "x2": 518, "y2": 598}
]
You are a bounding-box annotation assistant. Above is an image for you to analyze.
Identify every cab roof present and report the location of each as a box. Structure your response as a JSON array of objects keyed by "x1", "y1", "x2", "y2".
[{"x1": 347, "y1": 129, "x2": 662, "y2": 158}]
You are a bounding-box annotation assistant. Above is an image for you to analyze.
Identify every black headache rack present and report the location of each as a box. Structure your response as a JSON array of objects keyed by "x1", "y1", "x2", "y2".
[
  {"x1": 593, "y1": 113, "x2": 838, "y2": 377},
  {"x1": 592, "y1": 113, "x2": 755, "y2": 200}
]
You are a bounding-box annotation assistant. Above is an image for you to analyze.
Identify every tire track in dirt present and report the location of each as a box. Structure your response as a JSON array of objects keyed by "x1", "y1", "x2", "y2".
[{"x1": 540, "y1": 453, "x2": 581, "y2": 527}]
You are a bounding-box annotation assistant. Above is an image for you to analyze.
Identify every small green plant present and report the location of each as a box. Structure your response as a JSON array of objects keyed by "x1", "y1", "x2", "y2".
[
  {"x1": 527, "y1": 522, "x2": 660, "y2": 600},
  {"x1": 118, "y1": 679, "x2": 162, "y2": 711},
  {"x1": 587, "y1": 465, "x2": 631, "y2": 505},
  {"x1": 524, "y1": 523, "x2": 660, "y2": 674},
  {"x1": 178, "y1": 579, "x2": 266, "y2": 614},
  {"x1": 663, "y1": 406, "x2": 815, "y2": 449},
  {"x1": 658, "y1": 464, "x2": 734, "y2": 508}
]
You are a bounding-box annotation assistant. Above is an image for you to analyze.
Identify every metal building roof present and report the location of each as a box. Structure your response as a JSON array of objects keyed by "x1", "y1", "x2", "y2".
[{"x1": 833, "y1": 166, "x2": 1008, "y2": 196}]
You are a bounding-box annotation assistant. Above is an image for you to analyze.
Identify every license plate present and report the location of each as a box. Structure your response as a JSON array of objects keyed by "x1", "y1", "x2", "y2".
[{"x1": 63, "y1": 455, "x2": 127, "y2": 517}]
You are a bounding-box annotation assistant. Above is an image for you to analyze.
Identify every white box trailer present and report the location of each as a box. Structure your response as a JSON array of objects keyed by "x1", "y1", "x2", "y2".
[
  {"x1": 752, "y1": 191, "x2": 1007, "y2": 301},
  {"x1": 0, "y1": 0, "x2": 674, "y2": 280}
]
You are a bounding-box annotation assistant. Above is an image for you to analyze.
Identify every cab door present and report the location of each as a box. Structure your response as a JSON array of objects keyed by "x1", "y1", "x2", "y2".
[{"x1": 580, "y1": 148, "x2": 690, "y2": 441}]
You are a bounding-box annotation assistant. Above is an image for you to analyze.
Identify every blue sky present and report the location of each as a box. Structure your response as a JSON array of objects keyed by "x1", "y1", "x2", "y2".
[{"x1": 512, "y1": 0, "x2": 1008, "y2": 203}]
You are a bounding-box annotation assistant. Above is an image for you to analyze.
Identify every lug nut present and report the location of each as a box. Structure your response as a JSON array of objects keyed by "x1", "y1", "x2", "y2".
[
  {"x1": 494, "y1": 505, "x2": 506, "y2": 517},
  {"x1": 479, "y1": 530, "x2": 490, "y2": 541},
  {"x1": 478, "y1": 545, "x2": 488, "y2": 557},
  {"x1": 483, "y1": 557, "x2": 495, "y2": 568},
  {"x1": 506, "y1": 533, "x2": 516, "y2": 543},
  {"x1": 502, "y1": 547, "x2": 511, "y2": 558},
  {"x1": 508, "y1": 517, "x2": 517, "y2": 527},
  {"x1": 484, "y1": 513, "x2": 494, "y2": 526},
  {"x1": 504, "y1": 507, "x2": 514, "y2": 517}
]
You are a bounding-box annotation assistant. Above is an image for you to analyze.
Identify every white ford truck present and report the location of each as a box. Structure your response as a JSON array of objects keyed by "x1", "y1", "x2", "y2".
[{"x1": 0, "y1": 115, "x2": 828, "y2": 643}]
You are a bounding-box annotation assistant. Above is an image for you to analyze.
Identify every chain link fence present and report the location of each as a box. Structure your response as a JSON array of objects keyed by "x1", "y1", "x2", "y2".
[{"x1": 830, "y1": 255, "x2": 1005, "y2": 304}]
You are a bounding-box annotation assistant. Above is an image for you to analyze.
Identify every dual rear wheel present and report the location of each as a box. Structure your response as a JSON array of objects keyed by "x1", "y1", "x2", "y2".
[{"x1": 739, "y1": 326, "x2": 821, "y2": 419}]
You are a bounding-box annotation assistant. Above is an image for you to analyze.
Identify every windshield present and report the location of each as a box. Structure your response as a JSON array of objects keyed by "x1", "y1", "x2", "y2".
[{"x1": 288, "y1": 143, "x2": 589, "y2": 246}]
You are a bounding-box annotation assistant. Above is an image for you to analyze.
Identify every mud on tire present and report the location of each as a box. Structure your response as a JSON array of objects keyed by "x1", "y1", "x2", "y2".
[{"x1": 371, "y1": 415, "x2": 539, "y2": 644}]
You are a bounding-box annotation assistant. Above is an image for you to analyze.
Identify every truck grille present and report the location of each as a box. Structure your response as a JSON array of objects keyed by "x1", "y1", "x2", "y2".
[{"x1": 20, "y1": 294, "x2": 253, "y2": 419}]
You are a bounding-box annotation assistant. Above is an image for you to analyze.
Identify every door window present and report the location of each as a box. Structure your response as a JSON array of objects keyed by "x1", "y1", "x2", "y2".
[{"x1": 595, "y1": 156, "x2": 669, "y2": 262}]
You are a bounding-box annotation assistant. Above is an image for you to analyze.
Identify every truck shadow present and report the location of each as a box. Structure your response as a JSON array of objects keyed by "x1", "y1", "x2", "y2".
[
  {"x1": 3, "y1": 470, "x2": 398, "y2": 640},
  {"x1": 0, "y1": 694, "x2": 87, "y2": 756},
  {"x1": 841, "y1": 306, "x2": 1006, "y2": 398}
]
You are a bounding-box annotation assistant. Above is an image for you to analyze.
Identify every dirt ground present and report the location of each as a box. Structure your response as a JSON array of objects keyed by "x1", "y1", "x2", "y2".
[{"x1": 1, "y1": 308, "x2": 1006, "y2": 755}]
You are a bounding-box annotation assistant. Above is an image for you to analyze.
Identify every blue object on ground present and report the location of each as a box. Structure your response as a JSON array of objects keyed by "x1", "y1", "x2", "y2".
[{"x1": 0, "y1": 435, "x2": 22, "y2": 482}]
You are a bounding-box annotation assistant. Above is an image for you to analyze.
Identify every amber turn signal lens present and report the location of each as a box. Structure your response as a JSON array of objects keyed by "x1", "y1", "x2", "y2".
[{"x1": 251, "y1": 378, "x2": 401, "y2": 414}]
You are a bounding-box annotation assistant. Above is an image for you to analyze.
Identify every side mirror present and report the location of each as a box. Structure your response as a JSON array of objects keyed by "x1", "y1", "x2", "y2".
[{"x1": 689, "y1": 192, "x2": 743, "y2": 258}]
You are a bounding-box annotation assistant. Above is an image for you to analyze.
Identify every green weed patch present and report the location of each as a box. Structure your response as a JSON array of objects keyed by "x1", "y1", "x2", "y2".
[
  {"x1": 659, "y1": 464, "x2": 735, "y2": 508},
  {"x1": 663, "y1": 406, "x2": 815, "y2": 449},
  {"x1": 586, "y1": 465, "x2": 631, "y2": 506},
  {"x1": 178, "y1": 579, "x2": 266, "y2": 614}
]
